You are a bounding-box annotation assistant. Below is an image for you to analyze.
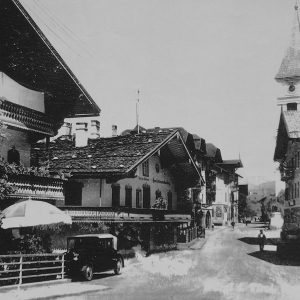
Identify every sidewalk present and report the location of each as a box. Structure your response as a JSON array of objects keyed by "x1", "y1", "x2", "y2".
[
  {"x1": 0, "y1": 257, "x2": 142, "y2": 300},
  {"x1": 0, "y1": 279, "x2": 109, "y2": 300}
]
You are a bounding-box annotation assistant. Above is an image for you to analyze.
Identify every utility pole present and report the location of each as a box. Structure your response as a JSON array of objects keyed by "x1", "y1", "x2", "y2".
[{"x1": 136, "y1": 89, "x2": 140, "y2": 134}]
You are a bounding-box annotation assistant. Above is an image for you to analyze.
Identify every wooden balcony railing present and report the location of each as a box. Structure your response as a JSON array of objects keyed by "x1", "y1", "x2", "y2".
[
  {"x1": 7, "y1": 175, "x2": 64, "y2": 201},
  {"x1": 0, "y1": 99, "x2": 55, "y2": 135}
]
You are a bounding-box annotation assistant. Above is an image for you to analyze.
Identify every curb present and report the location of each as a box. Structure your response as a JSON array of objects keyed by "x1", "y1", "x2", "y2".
[{"x1": 0, "y1": 278, "x2": 71, "y2": 292}]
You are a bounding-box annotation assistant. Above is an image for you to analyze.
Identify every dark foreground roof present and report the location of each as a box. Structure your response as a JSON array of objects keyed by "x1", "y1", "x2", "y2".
[{"x1": 1, "y1": 0, "x2": 100, "y2": 130}]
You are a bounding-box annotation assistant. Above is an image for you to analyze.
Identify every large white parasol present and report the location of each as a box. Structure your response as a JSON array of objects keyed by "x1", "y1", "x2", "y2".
[{"x1": 1, "y1": 199, "x2": 72, "y2": 229}]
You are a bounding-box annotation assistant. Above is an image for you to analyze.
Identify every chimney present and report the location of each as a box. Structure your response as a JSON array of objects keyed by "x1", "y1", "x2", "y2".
[
  {"x1": 62, "y1": 122, "x2": 72, "y2": 135},
  {"x1": 112, "y1": 124, "x2": 117, "y2": 137},
  {"x1": 76, "y1": 122, "x2": 88, "y2": 147},
  {"x1": 91, "y1": 120, "x2": 100, "y2": 139}
]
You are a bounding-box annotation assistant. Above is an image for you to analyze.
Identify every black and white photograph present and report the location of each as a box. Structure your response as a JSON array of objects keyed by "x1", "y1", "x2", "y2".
[{"x1": 0, "y1": 0, "x2": 300, "y2": 299}]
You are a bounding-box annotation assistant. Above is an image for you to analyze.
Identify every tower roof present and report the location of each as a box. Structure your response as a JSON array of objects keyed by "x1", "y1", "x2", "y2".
[{"x1": 275, "y1": 5, "x2": 300, "y2": 85}]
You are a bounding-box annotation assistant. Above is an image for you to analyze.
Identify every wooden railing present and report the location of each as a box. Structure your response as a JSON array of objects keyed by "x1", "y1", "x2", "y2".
[
  {"x1": 6, "y1": 175, "x2": 64, "y2": 200},
  {"x1": 0, "y1": 99, "x2": 55, "y2": 135},
  {"x1": 0, "y1": 253, "x2": 65, "y2": 287}
]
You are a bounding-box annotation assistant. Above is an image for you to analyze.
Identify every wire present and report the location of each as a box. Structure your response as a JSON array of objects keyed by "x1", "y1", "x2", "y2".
[
  {"x1": 20, "y1": 0, "x2": 83, "y2": 57},
  {"x1": 33, "y1": 0, "x2": 93, "y2": 58}
]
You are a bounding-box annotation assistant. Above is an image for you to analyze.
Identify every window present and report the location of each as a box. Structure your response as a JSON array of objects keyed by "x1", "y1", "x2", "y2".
[
  {"x1": 125, "y1": 185, "x2": 132, "y2": 208},
  {"x1": 155, "y1": 189, "x2": 162, "y2": 199},
  {"x1": 7, "y1": 146, "x2": 20, "y2": 165},
  {"x1": 287, "y1": 102, "x2": 297, "y2": 111},
  {"x1": 142, "y1": 160, "x2": 149, "y2": 177},
  {"x1": 298, "y1": 182, "x2": 300, "y2": 198},
  {"x1": 136, "y1": 188, "x2": 142, "y2": 208},
  {"x1": 292, "y1": 183, "x2": 294, "y2": 199},
  {"x1": 167, "y1": 191, "x2": 172, "y2": 210},
  {"x1": 111, "y1": 183, "x2": 120, "y2": 207},
  {"x1": 65, "y1": 180, "x2": 83, "y2": 206},
  {"x1": 143, "y1": 183, "x2": 151, "y2": 208}
]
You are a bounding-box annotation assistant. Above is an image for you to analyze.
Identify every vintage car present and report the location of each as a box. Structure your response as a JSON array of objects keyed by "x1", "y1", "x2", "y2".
[{"x1": 64, "y1": 234, "x2": 124, "y2": 280}]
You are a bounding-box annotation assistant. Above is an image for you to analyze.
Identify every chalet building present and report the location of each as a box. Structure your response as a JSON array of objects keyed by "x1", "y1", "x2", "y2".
[
  {"x1": 0, "y1": 0, "x2": 100, "y2": 210},
  {"x1": 121, "y1": 126, "x2": 211, "y2": 227},
  {"x1": 32, "y1": 129, "x2": 203, "y2": 251},
  {"x1": 205, "y1": 144, "x2": 243, "y2": 225},
  {"x1": 274, "y1": 5, "x2": 300, "y2": 223}
]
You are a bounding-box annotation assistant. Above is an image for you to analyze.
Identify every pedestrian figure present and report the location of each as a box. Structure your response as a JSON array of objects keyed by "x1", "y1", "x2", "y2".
[
  {"x1": 231, "y1": 221, "x2": 235, "y2": 230},
  {"x1": 258, "y1": 229, "x2": 266, "y2": 252},
  {"x1": 212, "y1": 223, "x2": 214, "y2": 231}
]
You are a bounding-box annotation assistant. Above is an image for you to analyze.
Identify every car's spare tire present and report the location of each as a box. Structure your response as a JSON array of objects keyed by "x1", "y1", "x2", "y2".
[{"x1": 82, "y1": 264, "x2": 93, "y2": 281}]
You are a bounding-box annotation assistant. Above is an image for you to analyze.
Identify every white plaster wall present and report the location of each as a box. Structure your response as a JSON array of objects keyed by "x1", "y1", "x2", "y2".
[
  {"x1": 0, "y1": 72, "x2": 44, "y2": 112},
  {"x1": 101, "y1": 155, "x2": 177, "y2": 209}
]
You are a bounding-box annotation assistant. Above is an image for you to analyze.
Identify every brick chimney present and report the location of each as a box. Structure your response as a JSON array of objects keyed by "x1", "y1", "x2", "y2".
[
  {"x1": 75, "y1": 122, "x2": 88, "y2": 147},
  {"x1": 112, "y1": 124, "x2": 117, "y2": 137}
]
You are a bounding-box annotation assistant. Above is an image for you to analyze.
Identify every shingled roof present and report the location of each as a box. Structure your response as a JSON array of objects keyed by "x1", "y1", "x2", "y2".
[
  {"x1": 217, "y1": 159, "x2": 243, "y2": 168},
  {"x1": 1, "y1": 0, "x2": 100, "y2": 132},
  {"x1": 32, "y1": 130, "x2": 202, "y2": 183},
  {"x1": 205, "y1": 143, "x2": 223, "y2": 163},
  {"x1": 274, "y1": 110, "x2": 300, "y2": 161}
]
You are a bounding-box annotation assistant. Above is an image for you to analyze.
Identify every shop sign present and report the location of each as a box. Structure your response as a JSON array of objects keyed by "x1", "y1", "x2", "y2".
[{"x1": 153, "y1": 178, "x2": 170, "y2": 185}]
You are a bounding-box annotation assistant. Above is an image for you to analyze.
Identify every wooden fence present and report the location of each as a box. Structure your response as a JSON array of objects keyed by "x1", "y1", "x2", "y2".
[{"x1": 0, "y1": 253, "x2": 65, "y2": 287}]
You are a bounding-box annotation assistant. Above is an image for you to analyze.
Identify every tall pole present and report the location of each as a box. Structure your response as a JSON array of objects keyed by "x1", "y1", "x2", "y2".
[{"x1": 136, "y1": 89, "x2": 140, "y2": 134}]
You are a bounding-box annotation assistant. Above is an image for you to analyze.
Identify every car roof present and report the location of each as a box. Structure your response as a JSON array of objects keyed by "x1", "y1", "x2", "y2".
[{"x1": 69, "y1": 234, "x2": 116, "y2": 239}]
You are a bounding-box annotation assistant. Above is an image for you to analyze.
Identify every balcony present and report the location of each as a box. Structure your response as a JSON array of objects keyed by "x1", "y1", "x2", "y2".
[
  {"x1": 6, "y1": 174, "x2": 64, "y2": 201},
  {"x1": 0, "y1": 99, "x2": 55, "y2": 135},
  {"x1": 280, "y1": 167, "x2": 294, "y2": 181},
  {"x1": 60, "y1": 206, "x2": 191, "y2": 223}
]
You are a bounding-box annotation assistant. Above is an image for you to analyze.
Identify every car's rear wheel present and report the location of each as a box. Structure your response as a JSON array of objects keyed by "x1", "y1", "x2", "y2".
[
  {"x1": 114, "y1": 259, "x2": 122, "y2": 275},
  {"x1": 82, "y1": 264, "x2": 93, "y2": 281}
]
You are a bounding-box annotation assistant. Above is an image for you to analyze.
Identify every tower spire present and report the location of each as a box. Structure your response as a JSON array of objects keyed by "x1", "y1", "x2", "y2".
[{"x1": 275, "y1": 5, "x2": 300, "y2": 88}]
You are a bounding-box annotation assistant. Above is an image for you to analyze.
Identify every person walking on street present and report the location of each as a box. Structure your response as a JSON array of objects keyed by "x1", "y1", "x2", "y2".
[
  {"x1": 258, "y1": 229, "x2": 266, "y2": 252},
  {"x1": 212, "y1": 223, "x2": 214, "y2": 231},
  {"x1": 231, "y1": 221, "x2": 235, "y2": 230}
]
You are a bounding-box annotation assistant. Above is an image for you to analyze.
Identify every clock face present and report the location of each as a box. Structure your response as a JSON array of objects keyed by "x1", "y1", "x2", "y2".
[{"x1": 289, "y1": 84, "x2": 296, "y2": 93}]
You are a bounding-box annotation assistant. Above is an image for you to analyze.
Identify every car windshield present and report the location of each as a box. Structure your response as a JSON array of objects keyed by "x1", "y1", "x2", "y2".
[
  {"x1": 67, "y1": 237, "x2": 98, "y2": 250},
  {"x1": 67, "y1": 237, "x2": 114, "y2": 251}
]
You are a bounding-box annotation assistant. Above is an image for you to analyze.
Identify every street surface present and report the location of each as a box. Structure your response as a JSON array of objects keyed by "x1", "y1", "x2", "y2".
[{"x1": 57, "y1": 222, "x2": 300, "y2": 300}]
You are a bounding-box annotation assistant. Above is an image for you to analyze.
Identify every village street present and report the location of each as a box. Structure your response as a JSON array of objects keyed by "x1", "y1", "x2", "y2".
[{"x1": 46, "y1": 223, "x2": 300, "y2": 300}]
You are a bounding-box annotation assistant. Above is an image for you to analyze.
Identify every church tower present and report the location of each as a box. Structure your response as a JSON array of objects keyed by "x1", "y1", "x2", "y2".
[{"x1": 276, "y1": 4, "x2": 300, "y2": 111}]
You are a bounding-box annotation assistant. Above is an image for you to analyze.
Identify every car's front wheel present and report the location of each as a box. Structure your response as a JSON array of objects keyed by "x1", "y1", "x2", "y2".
[
  {"x1": 82, "y1": 264, "x2": 93, "y2": 281},
  {"x1": 114, "y1": 259, "x2": 122, "y2": 275}
]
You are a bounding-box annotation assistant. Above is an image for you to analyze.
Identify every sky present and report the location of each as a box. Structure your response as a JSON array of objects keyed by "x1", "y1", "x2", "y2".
[{"x1": 18, "y1": 0, "x2": 298, "y2": 183}]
